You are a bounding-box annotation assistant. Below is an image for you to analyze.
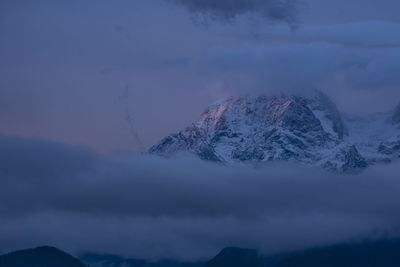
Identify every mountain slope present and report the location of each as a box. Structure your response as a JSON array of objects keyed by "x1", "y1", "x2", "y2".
[
  {"x1": 275, "y1": 239, "x2": 400, "y2": 267},
  {"x1": 205, "y1": 247, "x2": 261, "y2": 267},
  {"x1": 150, "y1": 90, "x2": 398, "y2": 172},
  {"x1": 0, "y1": 246, "x2": 87, "y2": 267},
  {"x1": 80, "y1": 252, "x2": 204, "y2": 267},
  {"x1": 204, "y1": 239, "x2": 400, "y2": 267},
  {"x1": 5, "y1": 240, "x2": 400, "y2": 267}
]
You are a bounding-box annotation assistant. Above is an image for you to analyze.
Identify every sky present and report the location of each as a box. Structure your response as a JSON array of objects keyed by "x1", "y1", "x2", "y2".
[
  {"x1": 1, "y1": 0, "x2": 400, "y2": 153},
  {"x1": 2, "y1": 0, "x2": 400, "y2": 261}
]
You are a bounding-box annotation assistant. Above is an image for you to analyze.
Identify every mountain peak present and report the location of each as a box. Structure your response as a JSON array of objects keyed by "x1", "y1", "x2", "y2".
[
  {"x1": 149, "y1": 91, "x2": 399, "y2": 172},
  {"x1": 0, "y1": 246, "x2": 87, "y2": 267}
]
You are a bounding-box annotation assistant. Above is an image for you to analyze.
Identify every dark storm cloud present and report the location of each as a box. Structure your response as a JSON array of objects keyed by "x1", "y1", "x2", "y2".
[
  {"x1": 254, "y1": 21, "x2": 400, "y2": 48},
  {"x1": 1, "y1": 135, "x2": 400, "y2": 260},
  {"x1": 170, "y1": 0, "x2": 298, "y2": 26},
  {"x1": 302, "y1": 0, "x2": 400, "y2": 24}
]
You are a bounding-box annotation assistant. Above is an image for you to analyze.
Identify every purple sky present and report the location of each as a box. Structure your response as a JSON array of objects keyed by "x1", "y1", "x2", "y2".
[{"x1": 1, "y1": 0, "x2": 400, "y2": 154}]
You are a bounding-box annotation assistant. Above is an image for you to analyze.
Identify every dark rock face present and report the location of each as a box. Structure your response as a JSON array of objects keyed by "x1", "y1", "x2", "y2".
[
  {"x1": 281, "y1": 97, "x2": 324, "y2": 134},
  {"x1": 0, "y1": 246, "x2": 87, "y2": 267},
  {"x1": 309, "y1": 90, "x2": 348, "y2": 139},
  {"x1": 392, "y1": 104, "x2": 400, "y2": 124},
  {"x1": 340, "y1": 146, "x2": 368, "y2": 172},
  {"x1": 149, "y1": 91, "x2": 400, "y2": 172},
  {"x1": 379, "y1": 141, "x2": 400, "y2": 156}
]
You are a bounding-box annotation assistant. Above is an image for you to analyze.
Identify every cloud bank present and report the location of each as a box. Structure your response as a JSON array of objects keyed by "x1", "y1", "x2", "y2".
[{"x1": 1, "y1": 135, "x2": 400, "y2": 260}]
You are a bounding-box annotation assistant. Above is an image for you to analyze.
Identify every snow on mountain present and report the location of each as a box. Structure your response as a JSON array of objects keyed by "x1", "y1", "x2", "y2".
[
  {"x1": 344, "y1": 108, "x2": 400, "y2": 165},
  {"x1": 148, "y1": 90, "x2": 400, "y2": 172}
]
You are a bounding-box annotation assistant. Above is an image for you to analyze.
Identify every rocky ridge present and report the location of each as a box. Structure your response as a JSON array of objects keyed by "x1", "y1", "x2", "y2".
[{"x1": 149, "y1": 91, "x2": 400, "y2": 172}]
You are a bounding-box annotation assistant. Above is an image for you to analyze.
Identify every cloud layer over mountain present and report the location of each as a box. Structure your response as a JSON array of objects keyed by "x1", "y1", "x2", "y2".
[
  {"x1": 1, "y1": 135, "x2": 400, "y2": 260},
  {"x1": 2, "y1": 1, "x2": 400, "y2": 152}
]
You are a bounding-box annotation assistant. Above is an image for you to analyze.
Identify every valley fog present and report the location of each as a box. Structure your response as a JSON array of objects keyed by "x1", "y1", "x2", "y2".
[{"x1": 1, "y1": 135, "x2": 400, "y2": 260}]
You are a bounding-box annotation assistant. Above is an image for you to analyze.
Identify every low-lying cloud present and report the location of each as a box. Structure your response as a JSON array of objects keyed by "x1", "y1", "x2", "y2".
[{"x1": 1, "y1": 134, "x2": 400, "y2": 260}]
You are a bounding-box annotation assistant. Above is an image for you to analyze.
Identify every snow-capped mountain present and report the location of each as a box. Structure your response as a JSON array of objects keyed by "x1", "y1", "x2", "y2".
[{"x1": 149, "y1": 91, "x2": 400, "y2": 172}]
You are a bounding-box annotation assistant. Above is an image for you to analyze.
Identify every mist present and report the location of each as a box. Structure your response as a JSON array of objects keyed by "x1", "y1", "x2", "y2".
[{"x1": 1, "y1": 135, "x2": 400, "y2": 260}]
